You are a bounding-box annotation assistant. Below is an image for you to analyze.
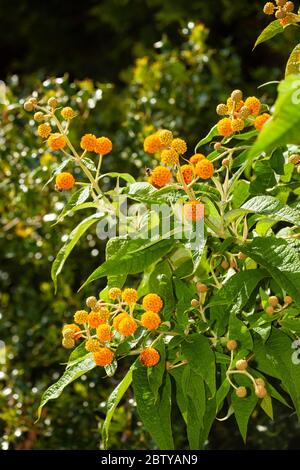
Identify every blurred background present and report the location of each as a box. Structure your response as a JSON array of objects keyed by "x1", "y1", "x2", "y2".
[{"x1": 1, "y1": 0, "x2": 300, "y2": 450}]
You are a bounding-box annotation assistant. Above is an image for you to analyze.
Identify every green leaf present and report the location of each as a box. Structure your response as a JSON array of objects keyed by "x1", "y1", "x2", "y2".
[
  {"x1": 241, "y1": 237, "x2": 300, "y2": 305},
  {"x1": 102, "y1": 367, "x2": 133, "y2": 449},
  {"x1": 80, "y1": 238, "x2": 174, "y2": 289},
  {"x1": 54, "y1": 186, "x2": 91, "y2": 224},
  {"x1": 281, "y1": 317, "x2": 300, "y2": 332},
  {"x1": 195, "y1": 124, "x2": 218, "y2": 150},
  {"x1": 182, "y1": 333, "x2": 216, "y2": 395},
  {"x1": 241, "y1": 195, "x2": 300, "y2": 226},
  {"x1": 81, "y1": 156, "x2": 97, "y2": 172},
  {"x1": 250, "y1": 75, "x2": 300, "y2": 158},
  {"x1": 228, "y1": 315, "x2": 253, "y2": 351},
  {"x1": 260, "y1": 395, "x2": 274, "y2": 420},
  {"x1": 216, "y1": 379, "x2": 231, "y2": 413},
  {"x1": 133, "y1": 364, "x2": 174, "y2": 449},
  {"x1": 231, "y1": 374, "x2": 258, "y2": 442},
  {"x1": 67, "y1": 342, "x2": 88, "y2": 367},
  {"x1": 174, "y1": 277, "x2": 195, "y2": 329},
  {"x1": 148, "y1": 260, "x2": 175, "y2": 320},
  {"x1": 51, "y1": 212, "x2": 106, "y2": 292},
  {"x1": 147, "y1": 339, "x2": 166, "y2": 401},
  {"x1": 37, "y1": 355, "x2": 95, "y2": 421},
  {"x1": 286, "y1": 43, "x2": 300, "y2": 77},
  {"x1": 100, "y1": 172, "x2": 136, "y2": 184},
  {"x1": 254, "y1": 20, "x2": 283, "y2": 48},
  {"x1": 105, "y1": 360, "x2": 118, "y2": 377}
]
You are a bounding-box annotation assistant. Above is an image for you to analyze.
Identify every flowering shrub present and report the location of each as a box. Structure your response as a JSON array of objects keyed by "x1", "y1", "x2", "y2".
[{"x1": 21, "y1": 5, "x2": 300, "y2": 450}]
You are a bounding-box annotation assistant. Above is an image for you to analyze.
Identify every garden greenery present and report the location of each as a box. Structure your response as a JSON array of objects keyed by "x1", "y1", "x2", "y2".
[{"x1": 22, "y1": 2, "x2": 300, "y2": 450}]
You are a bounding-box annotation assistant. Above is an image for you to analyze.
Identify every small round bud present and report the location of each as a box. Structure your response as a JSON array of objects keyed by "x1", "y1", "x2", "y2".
[
  {"x1": 268, "y1": 295, "x2": 279, "y2": 307},
  {"x1": 222, "y1": 158, "x2": 230, "y2": 167},
  {"x1": 29, "y1": 97, "x2": 38, "y2": 106},
  {"x1": 86, "y1": 296, "x2": 98, "y2": 309},
  {"x1": 236, "y1": 386, "x2": 247, "y2": 398},
  {"x1": 255, "y1": 378, "x2": 266, "y2": 387},
  {"x1": 284, "y1": 295, "x2": 293, "y2": 304},
  {"x1": 191, "y1": 299, "x2": 199, "y2": 307},
  {"x1": 214, "y1": 142, "x2": 222, "y2": 151},
  {"x1": 227, "y1": 339, "x2": 238, "y2": 351},
  {"x1": 289, "y1": 154, "x2": 300, "y2": 164},
  {"x1": 196, "y1": 283, "x2": 208, "y2": 293},
  {"x1": 276, "y1": 0, "x2": 287, "y2": 6},
  {"x1": 236, "y1": 359, "x2": 248, "y2": 371},
  {"x1": 24, "y1": 101, "x2": 34, "y2": 112},
  {"x1": 48, "y1": 97, "x2": 58, "y2": 108},
  {"x1": 263, "y1": 2, "x2": 276, "y2": 14},
  {"x1": 266, "y1": 306, "x2": 274, "y2": 315},
  {"x1": 231, "y1": 89, "x2": 243, "y2": 102},
  {"x1": 275, "y1": 9, "x2": 286, "y2": 19},
  {"x1": 284, "y1": 1, "x2": 294, "y2": 12},
  {"x1": 238, "y1": 106, "x2": 251, "y2": 119},
  {"x1": 238, "y1": 251, "x2": 247, "y2": 261},
  {"x1": 255, "y1": 385, "x2": 267, "y2": 398},
  {"x1": 93, "y1": 300, "x2": 105, "y2": 312},
  {"x1": 34, "y1": 111, "x2": 44, "y2": 122},
  {"x1": 62, "y1": 337, "x2": 75, "y2": 349},
  {"x1": 221, "y1": 260, "x2": 230, "y2": 270},
  {"x1": 63, "y1": 328, "x2": 75, "y2": 339},
  {"x1": 216, "y1": 103, "x2": 228, "y2": 116}
]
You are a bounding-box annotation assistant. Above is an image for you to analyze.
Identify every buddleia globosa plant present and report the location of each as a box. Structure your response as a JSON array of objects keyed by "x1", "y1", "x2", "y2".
[{"x1": 22, "y1": 3, "x2": 300, "y2": 450}]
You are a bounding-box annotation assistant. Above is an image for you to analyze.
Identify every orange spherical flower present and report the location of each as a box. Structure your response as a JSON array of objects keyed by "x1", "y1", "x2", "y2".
[
  {"x1": 74, "y1": 310, "x2": 89, "y2": 325},
  {"x1": 48, "y1": 133, "x2": 66, "y2": 151},
  {"x1": 118, "y1": 316, "x2": 137, "y2": 337},
  {"x1": 157, "y1": 129, "x2": 173, "y2": 146},
  {"x1": 88, "y1": 309, "x2": 109, "y2": 328},
  {"x1": 122, "y1": 288, "x2": 138, "y2": 305},
  {"x1": 38, "y1": 123, "x2": 52, "y2": 139},
  {"x1": 217, "y1": 118, "x2": 233, "y2": 137},
  {"x1": 189, "y1": 154, "x2": 205, "y2": 166},
  {"x1": 141, "y1": 311, "x2": 161, "y2": 330},
  {"x1": 183, "y1": 200, "x2": 205, "y2": 222},
  {"x1": 176, "y1": 165, "x2": 194, "y2": 185},
  {"x1": 55, "y1": 172, "x2": 75, "y2": 191},
  {"x1": 149, "y1": 166, "x2": 172, "y2": 188},
  {"x1": 62, "y1": 323, "x2": 81, "y2": 340},
  {"x1": 144, "y1": 133, "x2": 164, "y2": 154},
  {"x1": 85, "y1": 338, "x2": 101, "y2": 352},
  {"x1": 227, "y1": 97, "x2": 244, "y2": 113},
  {"x1": 195, "y1": 159, "x2": 214, "y2": 179},
  {"x1": 80, "y1": 133, "x2": 97, "y2": 151},
  {"x1": 140, "y1": 347, "x2": 160, "y2": 367},
  {"x1": 97, "y1": 324, "x2": 113, "y2": 342},
  {"x1": 108, "y1": 287, "x2": 122, "y2": 300},
  {"x1": 142, "y1": 293, "x2": 163, "y2": 313},
  {"x1": 113, "y1": 312, "x2": 129, "y2": 331},
  {"x1": 161, "y1": 148, "x2": 179, "y2": 166},
  {"x1": 171, "y1": 138, "x2": 187, "y2": 155},
  {"x1": 93, "y1": 348, "x2": 114, "y2": 366},
  {"x1": 254, "y1": 113, "x2": 271, "y2": 131},
  {"x1": 94, "y1": 136, "x2": 113, "y2": 155},
  {"x1": 244, "y1": 97, "x2": 261, "y2": 116}
]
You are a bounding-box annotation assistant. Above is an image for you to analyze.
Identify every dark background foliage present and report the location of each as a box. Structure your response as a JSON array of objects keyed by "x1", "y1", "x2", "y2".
[{"x1": 1, "y1": 0, "x2": 300, "y2": 450}]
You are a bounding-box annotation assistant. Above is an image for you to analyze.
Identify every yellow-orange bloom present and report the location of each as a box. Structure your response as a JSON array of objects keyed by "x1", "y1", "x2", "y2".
[
  {"x1": 231, "y1": 118, "x2": 245, "y2": 132},
  {"x1": 244, "y1": 96, "x2": 261, "y2": 116},
  {"x1": 38, "y1": 123, "x2": 52, "y2": 138},
  {"x1": 254, "y1": 113, "x2": 271, "y2": 131},
  {"x1": 176, "y1": 165, "x2": 194, "y2": 185},
  {"x1": 142, "y1": 293, "x2": 163, "y2": 313},
  {"x1": 93, "y1": 348, "x2": 114, "y2": 366},
  {"x1": 157, "y1": 129, "x2": 173, "y2": 146},
  {"x1": 74, "y1": 310, "x2": 89, "y2": 325},
  {"x1": 161, "y1": 148, "x2": 179, "y2": 166},
  {"x1": 195, "y1": 159, "x2": 214, "y2": 179},
  {"x1": 80, "y1": 133, "x2": 97, "y2": 151},
  {"x1": 227, "y1": 97, "x2": 244, "y2": 113},
  {"x1": 118, "y1": 316, "x2": 137, "y2": 337},
  {"x1": 55, "y1": 172, "x2": 75, "y2": 190},
  {"x1": 141, "y1": 311, "x2": 161, "y2": 330},
  {"x1": 88, "y1": 310, "x2": 110, "y2": 328},
  {"x1": 62, "y1": 323, "x2": 81, "y2": 340},
  {"x1": 149, "y1": 166, "x2": 172, "y2": 188},
  {"x1": 97, "y1": 324, "x2": 113, "y2": 342},
  {"x1": 171, "y1": 138, "x2": 187, "y2": 155},
  {"x1": 108, "y1": 287, "x2": 122, "y2": 300},
  {"x1": 140, "y1": 347, "x2": 160, "y2": 367},
  {"x1": 183, "y1": 200, "x2": 205, "y2": 221},
  {"x1": 48, "y1": 133, "x2": 67, "y2": 151},
  {"x1": 113, "y1": 312, "x2": 129, "y2": 331},
  {"x1": 85, "y1": 338, "x2": 101, "y2": 352},
  {"x1": 122, "y1": 288, "x2": 138, "y2": 305},
  {"x1": 144, "y1": 133, "x2": 164, "y2": 154},
  {"x1": 61, "y1": 107, "x2": 76, "y2": 120},
  {"x1": 217, "y1": 118, "x2": 233, "y2": 137},
  {"x1": 189, "y1": 154, "x2": 205, "y2": 166},
  {"x1": 94, "y1": 137, "x2": 112, "y2": 155}
]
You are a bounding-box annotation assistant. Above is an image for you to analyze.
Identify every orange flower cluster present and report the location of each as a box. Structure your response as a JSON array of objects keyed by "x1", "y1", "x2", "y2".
[{"x1": 61, "y1": 290, "x2": 164, "y2": 368}]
